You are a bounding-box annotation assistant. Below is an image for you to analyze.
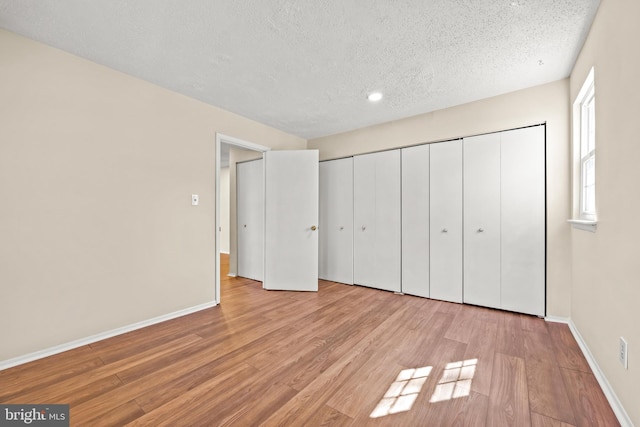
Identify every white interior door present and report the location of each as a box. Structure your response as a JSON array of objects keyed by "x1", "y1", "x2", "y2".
[
  {"x1": 264, "y1": 150, "x2": 319, "y2": 291},
  {"x1": 319, "y1": 158, "x2": 353, "y2": 284},
  {"x1": 429, "y1": 140, "x2": 463, "y2": 303},
  {"x1": 401, "y1": 144, "x2": 430, "y2": 298},
  {"x1": 237, "y1": 159, "x2": 264, "y2": 281},
  {"x1": 463, "y1": 134, "x2": 501, "y2": 308}
]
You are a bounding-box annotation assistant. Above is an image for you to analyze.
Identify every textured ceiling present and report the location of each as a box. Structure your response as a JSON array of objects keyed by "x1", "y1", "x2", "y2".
[{"x1": 0, "y1": 0, "x2": 599, "y2": 139}]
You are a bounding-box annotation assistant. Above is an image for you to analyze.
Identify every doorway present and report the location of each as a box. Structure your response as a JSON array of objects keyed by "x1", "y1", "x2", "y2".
[{"x1": 215, "y1": 133, "x2": 270, "y2": 304}]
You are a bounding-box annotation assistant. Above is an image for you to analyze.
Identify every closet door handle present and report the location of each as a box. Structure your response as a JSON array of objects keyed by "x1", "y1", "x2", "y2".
[
  {"x1": 362, "y1": 226, "x2": 366, "y2": 231},
  {"x1": 442, "y1": 228, "x2": 448, "y2": 233},
  {"x1": 478, "y1": 228, "x2": 484, "y2": 233},
  {"x1": 339, "y1": 226, "x2": 344, "y2": 230},
  {"x1": 311, "y1": 225, "x2": 317, "y2": 231}
]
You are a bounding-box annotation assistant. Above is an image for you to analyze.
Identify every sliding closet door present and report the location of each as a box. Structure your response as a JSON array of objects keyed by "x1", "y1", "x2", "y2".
[
  {"x1": 237, "y1": 159, "x2": 264, "y2": 281},
  {"x1": 319, "y1": 158, "x2": 353, "y2": 284},
  {"x1": 463, "y1": 134, "x2": 501, "y2": 308},
  {"x1": 401, "y1": 144, "x2": 430, "y2": 298},
  {"x1": 353, "y1": 150, "x2": 401, "y2": 292},
  {"x1": 429, "y1": 140, "x2": 463, "y2": 303},
  {"x1": 501, "y1": 126, "x2": 545, "y2": 316}
]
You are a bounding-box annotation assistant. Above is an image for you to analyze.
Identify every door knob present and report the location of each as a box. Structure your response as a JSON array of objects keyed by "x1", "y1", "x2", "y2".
[
  {"x1": 442, "y1": 228, "x2": 448, "y2": 233},
  {"x1": 311, "y1": 225, "x2": 317, "y2": 231}
]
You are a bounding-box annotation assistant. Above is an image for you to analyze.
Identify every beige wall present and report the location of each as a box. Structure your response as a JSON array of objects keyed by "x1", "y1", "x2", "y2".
[
  {"x1": 0, "y1": 30, "x2": 305, "y2": 362},
  {"x1": 309, "y1": 79, "x2": 572, "y2": 318},
  {"x1": 569, "y1": 0, "x2": 639, "y2": 423}
]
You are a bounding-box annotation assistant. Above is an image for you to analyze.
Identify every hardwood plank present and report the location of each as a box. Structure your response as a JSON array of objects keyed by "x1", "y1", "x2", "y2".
[
  {"x1": 560, "y1": 367, "x2": 620, "y2": 427},
  {"x1": 464, "y1": 320, "x2": 498, "y2": 396},
  {"x1": 520, "y1": 314, "x2": 549, "y2": 334},
  {"x1": 0, "y1": 344, "x2": 97, "y2": 385},
  {"x1": 325, "y1": 354, "x2": 405, "y2": 418},
  {"x1": 394, "y1": 311, "x2": 457, "y2": 368},
  {"x1": 5, "y1": 374, "x2": 123, "y2": 408},
  {"x1": 88, "y1": 308, "x2": 216, "y2": 363},
  {"x1": 109, "y1": 335, "x2": 205, "y2": 384},
  {"x1": 495, "y1": 312, "x2": 526, "y2": 358},
  {"x1": 305, "y1": 404, "x2": 354, "y2": 427},
  {"x1": 445, "y1": 304, "x2": 488, "y2": 344},
  {"x1": 434, "y1": 299, "x2": 463, "y2": 315},
  {"x1": 487, "y1": 352, "x2": 531, "y2": 427},
  {"x1": 281, "y1": 297, "x2": 407, "y2": 392},
  {"x1": 216, "y1": 382, "x2": 299, "y2": 426},
  {"x1": 124, "y1": 363, "x2": 259, "y2": 427},
  {"x1": 531, "y1": 412, "x2": 577, "y2": 427},
  {"x1": 523, "y1": 328, "x2": 576, "y2": 424},
  {"x1": 247, "y1": 333, "x2": 327, "y2": 371},
  {"x1": 0, "y1": 354, "x2": 105, "y2": 401},
  {"x1": 7, "y1": 334, "x2": 202, "y2": 405},
  {"x1": 416, "y1": 390, "x2": 490, "y2": 427},
  {"x1": 92, "y1": 400, "x2": 146, "y2": 426},
  {"x1": 523, "y1": 329, "x2": 557, "y2": 364},
  {"x1": 547, "y1": 322, "x2": 591, "y2": 373},
  {"x1": 132, "y1": 325, "x2": 303, "y2": 413},
  {"x1": 438, "y1": 391, "x2": 489, "y2": 427},
  {"x1": 525, "y1": 360, "x2": 576, "y2": 425},
  {"x1": 71, "y1": 336, "x2": 257, "y2": 422}
]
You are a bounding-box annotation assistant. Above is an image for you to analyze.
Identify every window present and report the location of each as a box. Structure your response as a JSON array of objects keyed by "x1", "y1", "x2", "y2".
[
  {"x1": 580, "y1": 78, "x2": 596, "y2": 218},
  {"x1": 571, "y1": 67, "x2": 597, "y2": 230}
]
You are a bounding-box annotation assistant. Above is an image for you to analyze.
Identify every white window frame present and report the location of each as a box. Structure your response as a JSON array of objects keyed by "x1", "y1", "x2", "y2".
[{"x1": 569, "y1": 67, "x2": 597, "y2": 231}]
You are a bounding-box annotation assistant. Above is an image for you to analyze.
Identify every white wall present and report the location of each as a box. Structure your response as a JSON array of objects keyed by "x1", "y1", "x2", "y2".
[
  {"x1": 219, "y1": 167, "x2": 230, "y2": 254},
  {"x1": 309, "y1": 79, "x2": 572, "y2": 318},
  {"x1": 569, "y1": 0, "x2": 640, "y2": 424},
  {"x1": 0, "y1": 30, "x2": 305, "y2": 363}
]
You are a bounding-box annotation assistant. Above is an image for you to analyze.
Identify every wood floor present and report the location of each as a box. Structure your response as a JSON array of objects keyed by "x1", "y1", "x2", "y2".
[{"x1": 1, "y1": 255, "x2": 619, "y2": 426}]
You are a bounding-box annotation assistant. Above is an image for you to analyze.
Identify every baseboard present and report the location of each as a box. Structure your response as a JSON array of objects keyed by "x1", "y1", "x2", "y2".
[
  {"x1": 0, "y1": 301, "x2": 217, "y2": 372},
  {"x1": 544, "y1": 315, "x2": 570, "y2": 323},
  {"x1": 545, "y1": 316, "x2": 633, "y2": 426},
  {"x1": 220, "y1": 250, "x2": 230, "y2": 255},
  {"x1": 227, "y1": 273, "x2": 236, "y2": 277}
]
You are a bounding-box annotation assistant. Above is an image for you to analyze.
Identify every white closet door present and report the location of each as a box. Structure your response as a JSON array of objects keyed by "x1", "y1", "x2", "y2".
[
  {"x1": 237, "y1": 159, "x2": 264, "y2": 281},
  {"x1": 401, "y1": 145, "x2": 430, "y2": 298},
  {"x1": 319, "y1": 158, "x2": 353, "y2": 284},
  {"x1": 353, "y1": 150, "x2": 401, "y2": 292},
  {"x1": 501, "y1": 126, "x2": 545, "y2": 316},
  {"x1": 429, "y1": 140, "x2": 463, "y2": 303},
  {"x1": 463, "y1": 134, "x2": 501, "y2": 308}
]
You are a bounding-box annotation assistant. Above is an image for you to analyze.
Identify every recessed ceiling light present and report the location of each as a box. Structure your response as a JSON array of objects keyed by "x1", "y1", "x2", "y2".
[{"x1": 367, "y1": 92, "x2": 383, "y2": 102}]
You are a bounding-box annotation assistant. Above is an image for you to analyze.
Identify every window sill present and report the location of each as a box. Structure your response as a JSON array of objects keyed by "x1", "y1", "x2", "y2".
[{"x1": 568, "y1": 219, "x2": 597, "y2": 233}]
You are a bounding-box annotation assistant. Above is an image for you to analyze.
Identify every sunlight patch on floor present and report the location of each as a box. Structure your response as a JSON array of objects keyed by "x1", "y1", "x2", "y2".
[
  {"x1": 370, "y1": 366, "x2": 432, "y2": 418},
  {"x1": 430, "y1": 359, "x2": 477, "y2": 403}
]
